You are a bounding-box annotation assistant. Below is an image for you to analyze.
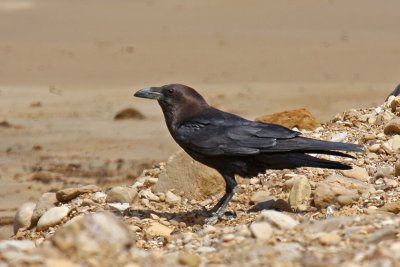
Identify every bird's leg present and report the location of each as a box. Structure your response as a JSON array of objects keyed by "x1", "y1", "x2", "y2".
[{"x1": 206, "y1": 175, "x2": 237, "y2": 224}]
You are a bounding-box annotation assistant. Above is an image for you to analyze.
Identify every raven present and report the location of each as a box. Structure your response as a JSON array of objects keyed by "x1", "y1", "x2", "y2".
[{"x1": 134, "y1": 84, "x2": 363, "y2": 222}]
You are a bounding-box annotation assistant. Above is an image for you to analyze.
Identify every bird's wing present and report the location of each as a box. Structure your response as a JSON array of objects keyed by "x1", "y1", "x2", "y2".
[{"x1": 176, "y1": 117, "x2": 300, "y2": 156}]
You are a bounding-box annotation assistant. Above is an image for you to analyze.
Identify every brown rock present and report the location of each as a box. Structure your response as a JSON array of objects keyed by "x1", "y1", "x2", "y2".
[
  {"x1": 56, "y1": 185, "x2": 100, "y2": 203},
  {"x1": 384, "y1": 118, "x2": 400, "y2": 135},
  {"x1": 395, "y1": 160, "x2": 400, "y2": 177},
  {"x1": 152, "y1": 150, "x2": 225, "y2": 200},
  {"x1": 114, "y1": 108, "x2": 145, "y2": 120},
  {"x1": 314, "y1": 174, "x2": 375, "y2": 208},
  {"x1": 178, "y1": 253, "x2": 201, "y2": 267},
  {"x1": 145, "y1": 222, "x2": 173, "y2": 239},
  {"x1": 318, "y1": 233, "x2": 341, "y2": 246},
  {"x1": 255, "y1": 108, "x2": 319, "y2": 130}
]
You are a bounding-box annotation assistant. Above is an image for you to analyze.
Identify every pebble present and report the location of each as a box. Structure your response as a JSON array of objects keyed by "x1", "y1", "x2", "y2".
[
  {"x1": 250, "y1": 190, "x2": 271, "y2": 204},
  {"x1": 139, "y1": 189, "x2": 160, "y2": 202},
  {"x1": 178, "y1": 252, "x2": 201, "y2": 267},
  {"x1": 36, "y1": 206, "x2": 69, "y2": 231},
  {"x1": 106, "y1": 186, "x2": 138, "y2": 203},
  {"x1": 14, "y1": 202, "x2": 36, "y2": 234},
  {"x1": 56, "y1": 185, "x2": 100, "y2": 203},
  {"x1": 108, "y1": 202, "x2": 130, "y2": 211},
  {"x1": 379, "y1": 201, "x2": 400, "y2": 214},
  {"x1": 330, "y1": 132, "x2": 347, "y2": 142},
  {"x1": 145, "y1": 222, "x2": 173, "y2": 239},
  {"x1": 249, "y1": 222, "x2": 273, "y2": 240},
  {"x1": 31, "y1": 192, "x2": 58, "y2": 225},
  {"x1": 257, "y1": 210, "x2": 299, "y2": 230},
  {"x1": 368, "y1": 144, "x2": 380, "y2": 153},
  {"x1": 318, "y1": 233, "x2": 341, "y2": 246},
  {"x1": 384, "y1": 118, "x2": 400, "y2": 135},
  {"x1": 340, "y1": 166, "x2": 370, "y2": 182},
  {"x1": 165, "y1": 191, "x2": 181, "y2": 205},
  {"x1": 288, "y1": 176, "x2": 311, "y2": 211}
]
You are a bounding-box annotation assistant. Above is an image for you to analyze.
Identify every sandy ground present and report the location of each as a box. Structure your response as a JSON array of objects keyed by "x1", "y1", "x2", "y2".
[{"x1": 0, "y1": 0, "x2": 399, "y2": 238}]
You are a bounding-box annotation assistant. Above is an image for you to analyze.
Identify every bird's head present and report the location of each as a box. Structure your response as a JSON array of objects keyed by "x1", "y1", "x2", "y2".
[{"x1": 134, "y1": 84, "x2": 208, "y2": 124}]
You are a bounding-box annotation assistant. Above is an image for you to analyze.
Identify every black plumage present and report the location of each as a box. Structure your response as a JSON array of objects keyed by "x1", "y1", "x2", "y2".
[{"x1": 134, "y1": 84, "x2": 363, "y2": 221}]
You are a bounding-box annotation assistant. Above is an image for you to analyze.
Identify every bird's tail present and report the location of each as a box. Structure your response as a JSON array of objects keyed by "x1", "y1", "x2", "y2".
[{"x1": 257, "y1": 152, "x2": 353, "y2": 170}]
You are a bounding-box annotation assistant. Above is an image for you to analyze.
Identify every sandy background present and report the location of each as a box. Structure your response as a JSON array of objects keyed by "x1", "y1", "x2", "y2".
[{"x1": 0, "y1": 0, "x2": 399, "y2": 238}]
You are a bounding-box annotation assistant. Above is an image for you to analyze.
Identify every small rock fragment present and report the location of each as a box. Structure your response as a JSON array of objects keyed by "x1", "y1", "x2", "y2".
[
  {"x1": 379, "y1": 201, "x2": 400, "y2": 214},
  {"x1": 31, "y1": 192, "x2": 58, "y2": 226},
  {"x1": 340, "y1": 166, "x2": 369, "y2": 182},
  {"x1": 139, "y1": 189, "x2": 160, "y2": 202},
  {"x1": 165, "y1": 191, "x2": 181, "y2": 205},
  {"x1": 249, "y1": 222, "x2": 273, "y2": 240},
  {"x1": 56, "y1": 185, "x2": 100, "y2": 203},
  {"x1": 384, "y1": 118, "x2": 400, "y2": 135},
  {"x1": 250, "y1": 190, "x2": 271, "y2": 204},
  {"x1": 178, "y1": 252, "x2": 201, "y2": 267},
  {"x1": 256, "y1": 210, "x2": 299, "y2": 230},
  {"x1": 106, "y1": 186, "x2": 138, "y2": 203},
  {"x1": 318, "y1": 233, "x2": 341, "y2": 246},
  {"x1": 288, "y1": 176, "x2": 311, "y2": 211},
  {"x1": 145, "y1": 222, "x2": 173, "y2": 239}
]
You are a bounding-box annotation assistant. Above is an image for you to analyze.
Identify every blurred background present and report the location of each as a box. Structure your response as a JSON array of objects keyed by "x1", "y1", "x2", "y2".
[{"x1": 0, "y1": 0, "x2": 399, "y2": 237}]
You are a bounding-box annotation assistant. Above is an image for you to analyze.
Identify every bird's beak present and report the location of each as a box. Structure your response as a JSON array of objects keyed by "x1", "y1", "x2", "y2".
[{"x1": 134, "y1": 87, "x2": 163, "y2": 100}]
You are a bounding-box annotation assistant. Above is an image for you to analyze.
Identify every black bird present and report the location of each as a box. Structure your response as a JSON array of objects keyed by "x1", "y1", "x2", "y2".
[{"x1": 134, "y1": 84, "x2": 363, "y2": 222}]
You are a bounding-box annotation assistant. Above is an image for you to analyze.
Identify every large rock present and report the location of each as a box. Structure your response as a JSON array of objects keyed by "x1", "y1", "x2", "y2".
[
  {"x1": 106, "y1": 186, "x2": 138, "y2": 203},
  {"x1": 255, "y1": 108, "x2": 319, "y2": 130},
  {"x1": 145, "y1": 222, "x2": 174, "y2": 239},
  {"x1": 152, "y1": 150, "x2": 225, "y2": 200},
  {"x1": 249, "y1": 222, "x2": 273, "y2": 241},
  {"x1": 51, "y1": 212, "x2": 135, "y2": 259},
  {"x1": 314, "y1": 174, "x2": 375, "y2": 208},
  {"x1": 384, "y1": 118, "x2": 400, "y2": 135},
  {"x1": 256, "y1": 210, "x2": 299, "y2": 230},
  {"x1": 14, "y1": 202, "x2": 36, "y2": 234},
  {"x1": 36, "y1": 206, "x2": 70, "y2": 231}
]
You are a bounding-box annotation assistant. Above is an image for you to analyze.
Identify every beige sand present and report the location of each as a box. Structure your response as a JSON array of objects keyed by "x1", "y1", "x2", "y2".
[{"x1": 0, "y1": 0, "x2": 398, "y2": 238}]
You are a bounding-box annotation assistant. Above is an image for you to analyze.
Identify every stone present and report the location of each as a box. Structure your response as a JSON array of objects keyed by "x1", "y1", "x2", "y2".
[
  {"x1": 36, "y1": 206, "x2": 69, "y2": 231},
  {"x1": 165, "y1": 191, "x2": 181, "y2": 205},
  {"x1": 31, "y1": 192, "x2": 58, "y2": 226},
  {"x1": 313, "y1": 174, "x2": 375, "y2": 208},
  {"x1": 250, "y1": 190, "x2": 271, "y2": 204},
  {"x1": 368, "y1": 144, "x2": 380, "y2": 153},
  {"x1": 145, "y1": 222, "x2": 173, "y2": 239},
  {"x1": 139, "y1": 189, "x2": 160, "y2": 202},
  {"x1": 318, "y1": 233, "x2": 341, "y2": 246},
  {"x1": 390, "y1": 96, "x2": 400, "y2": 112},
  {"x1": 0, "y1": 240, "x2": 35, "y2": 252},
  {"x1": 255, "y1": 108, "x2": 319, "y2": 130},
  {"x1": 395, "y1": 160, "x2": 400, "y2": 177},
  {"x1": 152, "y1": 150, "x2": 225, "y2": 200},
  {"x1": 56, "y1": 185, "x2": 100, "y2": 202},
  {"x1": 379, "y1": 201, "x2": 400, "y2": 214},
  {"x1": 384, "y1": 118, "x2": 400, "y2": 135},
  {"x1": 367, "y1": 228, "x2": 398, "y2": 243},
  {"x1": 51, "y1": 212, "x2": 135, "y2": 258},
  {"x1": 178, "y1": 252, "x2": 201, "y2": 267},
  {"x1": 256, "y1": 210, "x2": 299, "y2": 230},
  {"x1": 114, "y1": 107, "x2": 145, "y2": 120},
  {"x1": 330, "y1": 132, "x2": 347, "y2": 142},
  {"x1": 340, "y1": 166, "x2": 369, "y2": 182},
  {"x1": 106, "y1": 186, "x2": 138, "y2": 203},
  {"x1": 249, "y1": 196, "x2": 292, "y2": 212},
  {"x1": 389, "y1": 135, "x2": 400, "y2": 153},
  {"x1": 249, "y1": 222, "x2": 273, "y2": 240},
  {"x1": 288, "y1": 176, "x2": 311, "y2": 211},
  {"x1": 108, "y1": 202, "x2": 130, "y2": 211},
  {"x1": 13, "y1": 202, "x2": 36, "y2": 234}
]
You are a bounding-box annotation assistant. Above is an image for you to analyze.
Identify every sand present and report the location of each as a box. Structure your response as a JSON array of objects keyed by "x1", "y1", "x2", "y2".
[{"x1": 0, "y1": 0, "x2": 398, "y2": 238}]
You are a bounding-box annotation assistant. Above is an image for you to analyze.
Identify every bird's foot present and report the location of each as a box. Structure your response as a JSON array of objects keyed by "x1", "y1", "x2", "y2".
[{"x1": 205, "y1": 211, "x2": 236, "y2": 225}]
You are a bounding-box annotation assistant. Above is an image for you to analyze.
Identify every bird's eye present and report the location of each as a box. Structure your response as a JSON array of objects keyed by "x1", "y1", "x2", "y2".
[{"x1": 166, "y1": 89, "x2": 174, "y2": 95}]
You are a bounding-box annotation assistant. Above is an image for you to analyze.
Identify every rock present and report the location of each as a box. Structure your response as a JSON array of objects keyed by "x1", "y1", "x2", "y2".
[
  {"x1": 178, "y1": 252, "x2": 201, "y2": 267},
  {"x1": 256, "y1": 210, "x2": 299, "y2": 230},
  {"x1": 145, "y1": 222, "x2": 173, "y2": 239},
  {"x1": 367, "y1": 228, "x2": 398, "y2": 243},
  {"x1": 139, "y1": 189, "x2": 160, "y2": 202},
  {"x1": 51, "y1": 212, "x2": 135, "y2": 258},
  {"x1": 390, "y1": 95, "x2": 400, "y2": 111},
  {"x1": 30, "y1": 171, "x2": 60, "y2": 184},
  {"x1": 384, "y1": 118, "x2": 400, "y2": 135},
  {"x1": 250, "y1": 196, "x2": 292, "y2": 212},
  {"x1": 250, "y1": 190, "x2": 271, "y2": 204},
  {"x1": 106, "y1": 186, "x2": 138, "y2": 203},
  {"x1": 14, "y1": 202, "x2": 36, "y2": 234},
  {"x1": 36, "y1": 206, "x2": 69, "y2": 231},
  {"x1": 249, "y1": 222, "x2": 273, "y2": 240},
  {"x1": 330, "y1": 132, "x2": 347, "y2": 142},
  {"x1": 318, "y1": 233, "x2": 341, "y2": 246},
  {"x1": 165, "y1": 191, "x2": 181, "y2": 205},
  {"x1": 288, "y1": 176, "x2": 311, "y2": 211},
  {"x1": 114, "y1": 107, "x2": 145, "y2": 120},
  {"x1": 389, "y1": 135, "x2": 400, "y2": 153},
  {"x1": 152, "y1": 150, "x2": 225, "y2": 200},
  {"x1": 255, "y1": 108, "x2": 318, "y2": 130},
  {"x1": 340, "y1": 166, "x2": 369, "y2": 182},
  {"x1": 313, "y1": 174, "x2": 375, "y2": 208},
  {"x1": 31, "y1": 192, "x2": 58, "y2": 226},
  {"x1": 379, "y1": 201, "x2": 400, "y2": 214},
  {"x1": 56, "y1": 185, "x2": 100, "y2": 202},
  {"x1": 368, "y1": 144, "x2": 380, "y2": 153},
  {"x1": 108, "y1": 202, "x2": 130, "y2": 211},
  {"x1": 395, "y1": 160, "x2": 400, "y2": 177},
  {"x1": 0, "y1": 240, "x2": 35, "y2": 252}
]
